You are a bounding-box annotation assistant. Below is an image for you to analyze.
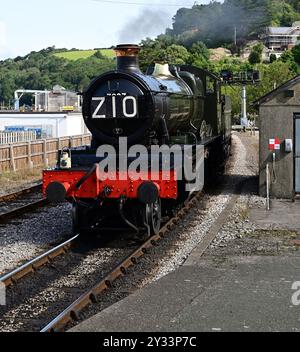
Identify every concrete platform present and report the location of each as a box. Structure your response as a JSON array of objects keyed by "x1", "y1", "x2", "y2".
[
  {"x1": 71, "y1": 254, "x2": 300, "y2": 332},
  {"x1": 250, "y1": 200, "x2": 300, "y2": 231}
]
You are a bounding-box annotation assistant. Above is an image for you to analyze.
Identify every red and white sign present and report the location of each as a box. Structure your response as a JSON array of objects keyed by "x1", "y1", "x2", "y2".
[{"x1": 269, "y1": 138, "x2": 280, "y2": 151}]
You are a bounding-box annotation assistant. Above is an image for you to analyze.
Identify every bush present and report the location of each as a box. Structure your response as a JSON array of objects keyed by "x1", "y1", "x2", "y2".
[
  {"x1": 270, "y1": 53, "x2": 277, "y2": 63},
  {"x1": 249, "y1": 50, "x2": 261, "y2": 64}
]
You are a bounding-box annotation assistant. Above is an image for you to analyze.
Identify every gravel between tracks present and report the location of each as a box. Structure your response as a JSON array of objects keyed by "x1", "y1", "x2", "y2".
[
  {"x1": 0, "y1": 204, "x2": 72, "y2": 275},
  {"x1": 0, "y1": 236, "x2": 137, "y2": 332}
]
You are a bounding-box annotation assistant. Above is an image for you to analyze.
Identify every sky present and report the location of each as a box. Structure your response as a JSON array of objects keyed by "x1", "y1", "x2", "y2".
[{"x1": 0, "y1": 0, "x2": 213, "y2": 60}]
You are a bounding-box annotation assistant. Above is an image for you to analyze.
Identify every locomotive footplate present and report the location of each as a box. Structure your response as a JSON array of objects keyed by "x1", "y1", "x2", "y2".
[{"x1": 43, "y1": 167, "x2": 178, "y2": 203}]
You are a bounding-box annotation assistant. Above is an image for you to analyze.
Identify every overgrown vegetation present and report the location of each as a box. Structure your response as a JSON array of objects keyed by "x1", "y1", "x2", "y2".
[{"x1": 0, "y1": 167, "x2": 43, "y2": 195}]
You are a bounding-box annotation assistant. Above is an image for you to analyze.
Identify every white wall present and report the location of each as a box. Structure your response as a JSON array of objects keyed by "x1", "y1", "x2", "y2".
[{"x1": 0, "y1": 113, "x2": 85, "y2": 138}]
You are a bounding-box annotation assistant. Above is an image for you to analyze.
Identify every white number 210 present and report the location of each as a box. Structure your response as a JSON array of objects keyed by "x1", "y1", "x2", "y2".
[{"x1": 92, "y1": 96, "x2": 137, "y2": 118}]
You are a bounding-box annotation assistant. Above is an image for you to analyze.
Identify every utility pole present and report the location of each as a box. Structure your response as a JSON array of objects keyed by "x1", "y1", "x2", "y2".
[
  {"x1": 241, "y1": 85, "x2": 248, "y2": 127},
  {"x1": 234, "y1": 26, "x2": 237, "y2": 46}
]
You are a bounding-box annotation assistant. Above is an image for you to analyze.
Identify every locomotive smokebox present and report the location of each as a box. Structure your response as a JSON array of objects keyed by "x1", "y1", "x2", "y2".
[{"x1": 114, "y1": 44, "x2": 141, "y2": 73}]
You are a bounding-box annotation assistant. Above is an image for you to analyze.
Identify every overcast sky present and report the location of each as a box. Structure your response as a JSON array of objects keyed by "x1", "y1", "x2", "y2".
[{"x1": 0, "y1": 0, "x2": 213, "y2": 60}]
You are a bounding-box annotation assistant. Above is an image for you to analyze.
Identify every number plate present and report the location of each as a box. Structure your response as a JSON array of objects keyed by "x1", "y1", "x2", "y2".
[{"x1": 92, "y1": 95, "x2": 138, "y2": 119}]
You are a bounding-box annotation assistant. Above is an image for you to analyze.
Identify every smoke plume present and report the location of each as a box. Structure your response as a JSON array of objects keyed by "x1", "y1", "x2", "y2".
[{"x1": 118, "y1": 8, "x2": 171, "y2": 43}]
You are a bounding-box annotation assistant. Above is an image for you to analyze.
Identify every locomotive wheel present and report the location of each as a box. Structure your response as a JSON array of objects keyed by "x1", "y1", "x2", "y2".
[
  {"x1": 143, "y1": 199, "x2": 162, "y2": 237},
  {"x1": 72, "y1": 203, "x2": 81, "y2": 236},
  {"x1": 72, "y1": 203, "x2": 91, "y2": 238}
]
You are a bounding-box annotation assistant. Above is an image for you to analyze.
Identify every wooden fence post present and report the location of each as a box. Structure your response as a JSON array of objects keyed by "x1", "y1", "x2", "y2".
[
  {"x1": 28, "y1": 141, "x2": 33, "y2": 168},
  {"x1": 9, "y1": 144, "x2": 16, "y2": 172},
  {"x1": 43, "y1": 139, "x2": 48, "y2": 167}
]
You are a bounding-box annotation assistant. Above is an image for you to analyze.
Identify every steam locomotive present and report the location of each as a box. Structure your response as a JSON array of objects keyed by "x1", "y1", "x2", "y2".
[{"x1": 43, "y1": 44, "x2": 232, "y2": 239}]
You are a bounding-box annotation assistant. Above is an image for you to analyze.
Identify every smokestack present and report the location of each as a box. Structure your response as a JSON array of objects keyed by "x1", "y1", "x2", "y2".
[{"x1": 114, "y1": 44, "x2": 141, "y2": 73}]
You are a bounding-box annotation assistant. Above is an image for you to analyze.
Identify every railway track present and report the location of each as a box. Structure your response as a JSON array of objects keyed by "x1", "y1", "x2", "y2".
[
  {"x1": 41, "y1": 173, "x2": 247, "y2": 333},
  {"x1": 0, "y1": 133, "x2": 252, "y2": 333},
  {"x1": 0, "y1": 191, "x2": 205, "y2": 333},
  {"x1": 40, "y1": 192, "x2": 206, "y2": 332},
  {"x1": 0, "y1": 184, "x2": 41, "y2": 203},
  {"x1": 0, "y1": 235, "x2": 79, "y2": 287},
  {"x1": 0, "y1": 183, "x2": 242, "y2": 333},
  {"x1": 0, "y1": 146, "x2": 245, "y2": 333},
  {"x1": 0, "y1": 184, "x2": 47, "y2": 223}
]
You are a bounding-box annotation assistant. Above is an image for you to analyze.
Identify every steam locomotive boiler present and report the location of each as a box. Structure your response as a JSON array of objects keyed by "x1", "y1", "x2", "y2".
[{"x1": 43, "y1": 44, "x2": 232, "y2": 239}]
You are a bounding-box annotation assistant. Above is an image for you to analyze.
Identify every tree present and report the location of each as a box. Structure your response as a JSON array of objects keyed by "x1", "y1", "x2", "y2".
[
  {"x1": 166, "y1": 45, "x2": 190, "y2": 64},
  {"x1": 93, "y1": 50, "x2": 105, "y2": 59},
  {"x1": 190, "y1": 42, "x2": 210, "y2": 61},
  {"x1": 249, "y1": 50, "x2": 261, "y2": 64},
  {"x1": 0, "y1": 48, "x2": 115, "y2": 104},
  {"x1": 270, "y1": 53, "x2": 277, "y2": 63},
  {"x1": 249, "y1": 43, "x2": 264, "y2": 64},
  {"x1": 291, "y1": 44, "x2": 300, "y2": 64}
]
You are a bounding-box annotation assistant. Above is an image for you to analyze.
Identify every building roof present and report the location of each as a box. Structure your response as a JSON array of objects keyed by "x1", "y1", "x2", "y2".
[
  {"x1": 253, "y1": 75, "x2": 300, "y2": 107},
  {"x1": 268, "y1": 26, "x2": 300, "y2": 35}
]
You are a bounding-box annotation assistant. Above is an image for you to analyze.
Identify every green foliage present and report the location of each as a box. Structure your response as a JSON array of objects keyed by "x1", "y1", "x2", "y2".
[
  {"x1": 270, "y1": 53, "x2": 277, "y2": 63},
  {"x1": 167, "y1": 0, "x2": 300, "y2": 48},
  {"x1": 0, "y1": 48, "x2": 115, "y2": 104},
  {"x1": 93, "y1": 50, "x2": 106, "y2": 59},
  {"x1": 139, "y1": 38, "x2": 192, "y2": 70},
  {"x1": 280, "y1": 44, "x2": 300, "y2": 73},
  {"x1": 170, "y1": 0, "x2": 271, "y2": 48},
  {"x1": 249, "y1": 43, "x2": 264, "y2": 64},
  {"x1": 291, "y1": 44, "x2": 300, "y2": 64},
  {"x1": 54, "y1": 49, "x2": 114, "y2": 61},
  {"x1": 247, "y1": 61, "x2": 295, "y2": 108},
  {"x1": 223, "y1": 60, "x2": 295, "y2": 115},
  {"x1": 269, "y1": 0, "x2": 300, "y2": 26},
  {"x1": 165, "y1": 45, "x2": 190, "y2": 65}
]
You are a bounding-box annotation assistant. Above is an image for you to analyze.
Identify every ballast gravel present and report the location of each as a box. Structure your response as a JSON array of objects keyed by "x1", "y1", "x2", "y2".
[{"x1": 0, "y1": 203, "x2": 72, "y2": 275}]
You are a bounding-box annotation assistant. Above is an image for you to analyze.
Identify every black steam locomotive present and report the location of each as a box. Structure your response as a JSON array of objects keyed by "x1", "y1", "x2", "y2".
[{"x1": 43, "y1": 44, "x2": 232, "y2": 239}]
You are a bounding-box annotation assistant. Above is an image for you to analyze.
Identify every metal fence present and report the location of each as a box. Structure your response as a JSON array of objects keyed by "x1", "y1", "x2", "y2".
[
  {"x1": 0, "y1": 134, "x2": 92, "y2": 172},
  {"x1": 0, "y1": 131, "x2": 37, "y2": 145}
]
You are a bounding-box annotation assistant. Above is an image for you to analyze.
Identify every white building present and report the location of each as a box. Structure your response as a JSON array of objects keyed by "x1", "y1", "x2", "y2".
[
  {"x1": 0, "y1": 112, "x2": 88, "y2": 138},
  {"x1": 14, "y1": 85, "x2": 81, "y2": 112},
  {"x1": 265, "y1": 23, "x2": 300, "y2": 56}
]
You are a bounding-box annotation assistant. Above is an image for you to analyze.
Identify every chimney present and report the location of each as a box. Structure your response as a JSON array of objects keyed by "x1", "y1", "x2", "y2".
[{"x1": 114, "y1": 44, "x2": 141, "y2": 73}]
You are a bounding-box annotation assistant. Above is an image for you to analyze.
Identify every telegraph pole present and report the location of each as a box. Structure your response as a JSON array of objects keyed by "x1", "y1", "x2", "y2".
[
  {"x1": 234, "y1": 26, "x2": 237, "y2": 46},
  {"x1": 241, "y1": 85, "x2": 248, "y2": 127}
]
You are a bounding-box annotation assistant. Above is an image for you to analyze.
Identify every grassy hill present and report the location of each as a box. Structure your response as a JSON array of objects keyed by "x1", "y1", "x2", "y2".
[{"x1": 54, "y1": 49, "x2": 114, "y2": 61}]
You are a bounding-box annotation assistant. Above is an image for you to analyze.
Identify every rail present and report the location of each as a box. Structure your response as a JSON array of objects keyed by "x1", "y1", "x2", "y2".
[
  {"x1": 40, "y1": 193, "x2": 204, "y2": 332},
  {"x1": 0, "y1": 235, "x2": 79, "y2": 287}
]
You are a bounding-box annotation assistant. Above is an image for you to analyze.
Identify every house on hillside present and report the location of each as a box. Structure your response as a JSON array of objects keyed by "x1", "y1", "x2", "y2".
[{"x1": 265, "y1": 22, "x2": 300, "y2": 58}]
